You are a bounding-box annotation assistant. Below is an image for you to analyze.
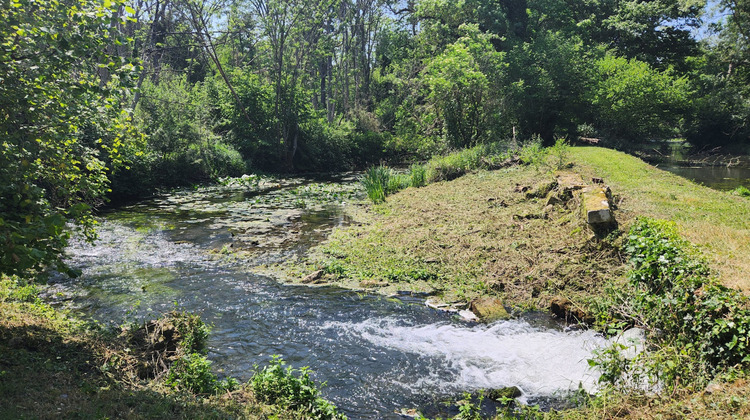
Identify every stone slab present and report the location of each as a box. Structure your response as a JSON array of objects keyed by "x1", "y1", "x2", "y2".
[{"x1": 582, "y1": 186, "x2": 613, "y2": 224}]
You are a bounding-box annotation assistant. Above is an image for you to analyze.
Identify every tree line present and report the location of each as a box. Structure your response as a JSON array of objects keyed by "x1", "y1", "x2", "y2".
[{"x1": 1, "y1": 0, "x2": 749, "y2": 274}]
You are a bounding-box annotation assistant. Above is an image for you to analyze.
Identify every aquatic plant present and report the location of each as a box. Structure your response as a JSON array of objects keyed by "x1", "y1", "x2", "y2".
[
  {"x1": 360, "y1": 165, "x2": 391, "y2": 203},
  {"x1": 409, "y1": 164, "x2": 427, "y2": 188}
]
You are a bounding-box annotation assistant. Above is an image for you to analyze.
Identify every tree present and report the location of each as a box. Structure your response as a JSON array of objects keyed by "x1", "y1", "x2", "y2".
[
  {"x1": 423, "y1": 25, "x2": 503, "y2": 147},
  {"x1": 592, "y1": 54, "x2": 691, "y2": 139},
  {"x1": 0, "y1": 0, "x2": 138, "y2": 276}
]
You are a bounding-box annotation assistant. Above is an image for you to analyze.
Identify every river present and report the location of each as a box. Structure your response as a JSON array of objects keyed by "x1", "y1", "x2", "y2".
[{"x1": 46, "y1": 174, "x2": 607, "y2": 419}]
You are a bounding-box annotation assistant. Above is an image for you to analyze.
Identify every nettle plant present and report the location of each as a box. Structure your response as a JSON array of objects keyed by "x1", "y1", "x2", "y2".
[{"x1": 594, "y1": 218, "x2": 750, "y2": 390}]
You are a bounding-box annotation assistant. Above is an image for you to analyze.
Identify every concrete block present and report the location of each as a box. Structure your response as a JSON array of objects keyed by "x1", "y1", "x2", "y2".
[{"x1": 582, "y1": 186, "x2": 613, "y2": 225}]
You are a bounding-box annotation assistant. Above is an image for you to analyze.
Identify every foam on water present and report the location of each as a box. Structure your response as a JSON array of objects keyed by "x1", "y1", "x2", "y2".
[{"x1": 326, "y1": 316, "x2": 606, "y2": 400}]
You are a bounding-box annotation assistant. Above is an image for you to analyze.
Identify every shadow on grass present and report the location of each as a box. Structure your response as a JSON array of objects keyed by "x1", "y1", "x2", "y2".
[{"x1": 0, "y1": 319, "x2": 238, "y2": 419}]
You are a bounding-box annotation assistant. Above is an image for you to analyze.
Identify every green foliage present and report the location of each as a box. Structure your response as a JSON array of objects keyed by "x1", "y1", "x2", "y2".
[
  {"x1": 516, "y1": 137, "x2": 547, "y2": 170},
  {"x1": 165, "y1": 353, "x2": 218, "y2": 394},
  {"x1": 454, "y1": 392, "x2": 482, "y2": 420},
  {"x1": 116, "y1": 72, "x2": 245, "y2": 200},
  {"x1": 423, "y1": 25, "x2": 504, "y2": 148},
  {"x1": 0, "y1": 275, "x2": 39, "y2": 303},
  {"x1": 593, "y1": 218, "x2": 750, "y2": 391},
  {"x1": 425, "y1": 142, "x2": 511, "y2": 183},
  {"x1": 592, "y1": 54, "x2": 691, "y2": 140},
  {"x1": 359, "y1": 165, "x2": 411, "y2": 203},
  {"x1": 171, "y1": 311, "x2": 210, "y2": 355},
  {"x1": 360, "y1": 166, "x2": 390, "y2": 203},
  {"x1": 160, "y1": 312, "x2": 238, "y2": 395},
  {"x1": 548, "y1": 137, "x2": 571, "y2": 170},
  {"x1": 409, "y1": 164, "x2": 427, "y2": 188},
  {"x1": 0, "y1": 0, "x2": 139, "y2": 276},
  {"x1": 732, "y1": 186, "x2": 750, "y2": 197},
  {"x1": 251, "y1": 356, "x2": 344, "y2": 420}
]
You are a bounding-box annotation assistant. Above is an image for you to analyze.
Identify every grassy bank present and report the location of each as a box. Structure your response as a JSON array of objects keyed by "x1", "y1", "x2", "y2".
[
  {"x1": 0, "y1": 276, "x2": 343, "y2": 419},
  {"x1": 277, "y1": 146, "x2": 627, "y2": 313},
  {"x1": 570, "y1": 147, "x2": 750, "y2": 292},
  {"x1": 280, "y1": 147, "x2": 750, "y2": 307}
]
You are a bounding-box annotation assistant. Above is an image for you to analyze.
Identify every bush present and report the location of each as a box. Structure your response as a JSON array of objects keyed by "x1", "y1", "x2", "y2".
[
  {"x1": 592, "y1": 54, "x2": 690, "y2": 140},
  {"x1": 593, "y1": 218, "x2": 750, "y2": 390},
  {"x1": 516, "y1": 136, "x2": 547, "y2": 169},
  {"x1": 165, "y1": 353, "x2": 239, "y2": 394},
  {"x1": 251, "y1": 356, "x2": 344, "y2": 420},
  {"x1": 732, "y1": 186, "x2": 750, "y2": 197}
]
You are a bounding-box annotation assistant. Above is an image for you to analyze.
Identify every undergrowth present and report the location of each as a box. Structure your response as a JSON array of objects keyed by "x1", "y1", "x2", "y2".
[
  {"x1": 0, "y1": 275, "x2": 342, "y2": 418},
  {"x1": 251, "y1": 355, "x2": 344, "y2": 419},
  {"x1": 592, "y1": 218, "x2": 750, "y2": 392},
  {"x1": 733, "y1": 185, "x2": 750, "y2": 197}
]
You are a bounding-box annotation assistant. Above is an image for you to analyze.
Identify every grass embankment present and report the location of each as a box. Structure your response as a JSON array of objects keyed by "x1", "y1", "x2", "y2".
[
  {"x1": 571, "y1": 147, "x2": 750, "y2": 292},
  {"x1": 284, "y1": 147, "x2": 750, "y2": 309},
  {"x1": 282, "y1": 146, "x2": 626, "y2": 313},
  {"x1": 0, "y1": 276, "x2": 343, "y2": 419}
]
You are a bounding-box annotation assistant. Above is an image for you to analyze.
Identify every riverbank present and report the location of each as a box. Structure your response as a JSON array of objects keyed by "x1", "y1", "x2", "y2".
[
  {"x1": 0, "y1": 275, "x2": 343, "y2": 419},
  {"x1": 4, "y1": 145, "x2": 750, "y2": 419}
]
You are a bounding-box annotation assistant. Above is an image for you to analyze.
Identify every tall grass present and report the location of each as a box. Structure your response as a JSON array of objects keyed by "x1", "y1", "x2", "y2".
[
  {"x1": 425, "y1": 142, "x2": 513, "y2": 182},
  {"x1": 361, "y1": 139, "x2": 559, "y2": 203},
  {"x1": 409, "y1": 164, "x2": 426, "y2": 188},
  {"x1": 360, "y1": 166, "x2": 389, "y2": 203},
  {"x1": 360, "y1": 165, "x2": 425, "y2": 203}
]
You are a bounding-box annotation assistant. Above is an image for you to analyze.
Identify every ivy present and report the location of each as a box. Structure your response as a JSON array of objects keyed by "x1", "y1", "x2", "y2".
[{"x1": 595, "y1": 218, "x2": 750, "y2": 390}]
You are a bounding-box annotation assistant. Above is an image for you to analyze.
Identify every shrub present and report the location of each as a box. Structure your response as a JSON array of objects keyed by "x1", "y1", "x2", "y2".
[
  {"x1": 732, "y1": 186, "x2": 750, "y2": 197},
  {"x1": 548, "y1": 137, "x2": 570, "y2": 170},
  {"x1": 165, "y1": 353, "x2": 218, "y2": 394},
  {"x1": 251, "y1": 356, "x2": 344, "y2": 420},
  {"x1": 593, "y1": 218, "x2": 750, "y2": 390},
  {"x1": 516, "y1": 136, "x2": 547, "y2": 169},
  {"x1": 165, "y1": 353, "x2": 239, "y2": 394}
]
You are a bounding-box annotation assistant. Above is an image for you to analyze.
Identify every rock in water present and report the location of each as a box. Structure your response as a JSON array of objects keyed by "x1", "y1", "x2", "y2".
[
  {"x1": 301, "y1": 270, "x2": 324, "y2": 284},
  {"x1": 487, "y1": 386, "x2": 523, "y2": 402},
  {"x1": 469, "y1": 297, "x2": 510, "y2": 322}
]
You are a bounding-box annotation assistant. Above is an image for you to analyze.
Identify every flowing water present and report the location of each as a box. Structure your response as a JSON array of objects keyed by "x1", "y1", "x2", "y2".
[{"x1": 47, "y1": 174, "x2": 608, "y2": 419}]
